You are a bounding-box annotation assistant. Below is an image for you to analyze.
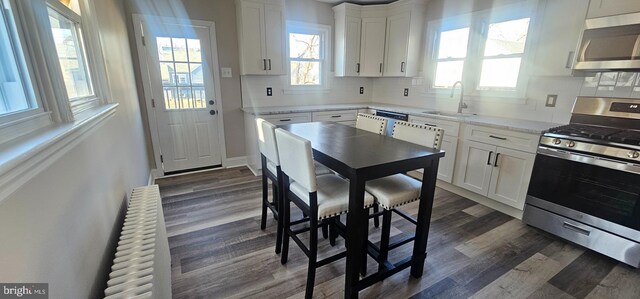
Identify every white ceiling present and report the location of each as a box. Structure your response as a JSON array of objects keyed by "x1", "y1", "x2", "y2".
[{"x1": 314, "y1": 0, "x2": 397, "y2": 4}]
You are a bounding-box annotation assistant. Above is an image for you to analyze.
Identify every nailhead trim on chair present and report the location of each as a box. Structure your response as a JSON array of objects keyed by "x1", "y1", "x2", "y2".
[
  {"x1": 392, "y1": 121, "x2": 444, "y2": 150},
  {"x1": 376, "y1": 197, "x2": 420, "y2": 210},
  {"x1": 357, "y1": 113, "x2": 387, "y2": 135},
  {"x1": 318, "y1": 202, "x2": 375, "y2": 220}
]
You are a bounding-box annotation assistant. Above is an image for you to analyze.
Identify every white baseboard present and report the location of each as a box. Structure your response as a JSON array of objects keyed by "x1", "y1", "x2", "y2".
[
  {"x1": 224, "y1": 156, "x2": 247, "y2": 168},
  {"x1": 436, "y1": 181, "x2": 524, "y2": 220},
  {"x1": 148, "y1": 169, "x2": 161, "y2": 185}
]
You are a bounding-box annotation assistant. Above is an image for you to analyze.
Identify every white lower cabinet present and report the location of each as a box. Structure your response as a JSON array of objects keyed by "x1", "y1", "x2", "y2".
[
  {"x1": 455, "y1": 140, "x2": 535, "y2": 210},
  {"x1": 409, "y1": 115, "x2": 460, "y2": 183}
]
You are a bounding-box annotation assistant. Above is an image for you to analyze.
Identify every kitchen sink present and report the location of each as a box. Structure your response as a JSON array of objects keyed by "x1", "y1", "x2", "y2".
[{"x1": 422, "y1": 111, "x2": 476, "y2": 117}]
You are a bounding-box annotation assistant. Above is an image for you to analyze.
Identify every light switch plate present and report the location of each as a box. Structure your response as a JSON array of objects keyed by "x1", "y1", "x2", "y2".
[
  {"x1": 546, "y1": 94, "x2": 557, "y2": 107},
  {"x1": 221, "y1": 67, "x2": 232, "y2": 78}
]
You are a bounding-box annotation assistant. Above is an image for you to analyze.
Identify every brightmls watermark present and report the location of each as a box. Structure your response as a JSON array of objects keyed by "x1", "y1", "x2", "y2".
[{"x1": 0, "y1": 284, "x2": 48, "y2": 299}]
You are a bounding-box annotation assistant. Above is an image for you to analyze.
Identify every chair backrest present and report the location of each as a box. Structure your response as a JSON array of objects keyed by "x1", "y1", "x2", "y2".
[
  {"x1": 392, "y1": 120, "x2": 444, "y2": 150},
  {"x1": 256, "y1": 118, "x2": 280, "y2": 165},
  {"x1": 274, "y1": 128, "x2": 317, "y2": 193},
  {"x1": 356, "y1": 113, "x2": 388, "y2": 135}
]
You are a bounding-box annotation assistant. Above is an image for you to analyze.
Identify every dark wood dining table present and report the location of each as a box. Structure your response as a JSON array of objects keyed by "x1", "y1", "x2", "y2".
[{"x1": 279, "y1": 121, "x2": 445, "y2": 298}]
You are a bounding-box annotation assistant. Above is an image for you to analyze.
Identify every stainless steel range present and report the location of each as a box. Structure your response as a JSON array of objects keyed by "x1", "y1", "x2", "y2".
[{"x1": 523, "y1": 96, "x2": 640, "y2": 267}]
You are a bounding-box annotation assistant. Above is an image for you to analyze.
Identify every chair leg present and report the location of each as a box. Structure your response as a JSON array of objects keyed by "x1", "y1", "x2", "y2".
[
  {"x1": 260, "y1": 171, "x2": 268, "y2": 230},
  {"x1": 322, "y1": 223, "x2": 329, "y2": 239},
  {"x1": 373, "y1": 204, "x2": 380, "y2": 228},
  {"x1": 305, "y1": 217, "x2": 318, "y2": 299},
  {"x1": 378, "y1": 209, "x2": 392, "y2": 272},
  {"x1": 280, "y1": 192, "x2": 290, "y2": 265},
  {"x1": 329, "y1": 218, "x2": 337, "y2": 246},
  {"x1": 274, "y1": 182, "x2": 283, "y2": 254}
]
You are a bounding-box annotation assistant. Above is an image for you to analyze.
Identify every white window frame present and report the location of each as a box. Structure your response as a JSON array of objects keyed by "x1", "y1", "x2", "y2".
[
  {"x1": 285, "y1": 21, "x2": 331, "y2": 93},
  {"x1": 426, "y1": 1, "x2": 539, "y2": 100}
]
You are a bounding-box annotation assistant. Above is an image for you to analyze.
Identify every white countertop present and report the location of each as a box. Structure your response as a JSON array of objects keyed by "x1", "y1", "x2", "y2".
[{"x1": 242, "y1": 103, "x2": 561, "y2": 134}]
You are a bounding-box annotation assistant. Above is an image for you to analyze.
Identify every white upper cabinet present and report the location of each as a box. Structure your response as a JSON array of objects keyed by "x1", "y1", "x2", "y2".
[
  {"x1": 532, "y1": 0, "x2": 588, "y2": 76},
  {"x1": 236, "y1": 0, "x2": 286, "y2": 75},
  {"x1": 333, "y1": 4, "x2": 362, "y2": 76},
  {"x1": 333, "y1": 0, "x2": 427, "y2": 77},
  {"x1": 587, "y1": 0, "x2": 640, "y2": 18},
  {"x1": 359, "y1": 17, "x2": 388, "y2": 76}
]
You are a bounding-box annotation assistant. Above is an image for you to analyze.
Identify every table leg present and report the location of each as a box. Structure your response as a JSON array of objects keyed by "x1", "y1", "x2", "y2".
[
  {"x1": 411, "y1": 159, "x2": 439, "y2": 278},
  {"x1": 344, "y1": 176, "x2": 366, "y2": 299}
]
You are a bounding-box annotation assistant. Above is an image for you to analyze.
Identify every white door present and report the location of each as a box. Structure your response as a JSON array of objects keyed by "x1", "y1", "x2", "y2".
[
  {"x1": 344, "y1": 16, "x2": 362, "y2": 76},
  {"x1": 487, "y1": 147, "x2": 535, "y2": 209},
  {"x1": 143, "y1": 20, "x2": 223, "y2": 173},
  {"x1": 359, "y1": 17, "x2": 387, "y2": 77},
  {"x1": 383, "y1": 12, "x2": 410, "y2": 77},
  {"x1": 455, "y1": 140, "x2": 495, "y2": 196}
]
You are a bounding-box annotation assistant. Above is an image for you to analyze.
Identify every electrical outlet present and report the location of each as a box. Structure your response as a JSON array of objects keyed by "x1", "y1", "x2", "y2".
[
  {"x1": 267, "y1": 87, "x2": 273, "y2": 96},
  {"x1": 221, "y1": 67, "x2": 232, "y2": 78},
  {"x1": 546, "y1": 94, "x2": 557, "y2": 107},
  {"x1": 359, "y1": 87, "x2": 364, "y2": 94},
  {"x1": 404, "y1": 88, "x2": 409, "y2": 96}
]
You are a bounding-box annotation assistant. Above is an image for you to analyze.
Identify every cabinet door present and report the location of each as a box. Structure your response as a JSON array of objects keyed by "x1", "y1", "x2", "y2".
[
  {"x1": 587, "y1": 0, "x2": 640, "y2": 18},
  {"x1": 487, "y1": 147, "x2": 535, "y2": 209},
  {"x1": 239, "y1": 1, "x2": 267, "y2": 75},
  {"x1": 344, "y1": 16, "x2": 362, "y2": 76},
  {"x1": 359, "y1": 17, "x2": 387, "y2": 77},
  {"x1": 264, "y1": 4, "x2": 286, "y2": 75},
  {"x1": 437, "y1": 137, "x2": 458, "y2": 183},
  {"x1": 534, "y1": 0, "x2": 588, "y2": 76},
  {"x1": 383, "y1": 12, "x2": 410, "y2": 77},
  {"x1": 455, "y1": 140, "x2": 495, "y2": 196}
]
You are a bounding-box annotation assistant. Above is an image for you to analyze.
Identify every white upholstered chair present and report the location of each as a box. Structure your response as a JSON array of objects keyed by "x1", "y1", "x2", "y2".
[
  {"x1": 275, "y1": 128, "x2": 374, "y2": 299},
  {"x1": 364, "y1": 120, "x2": 444, "y2": 271},
  {"x1": 256, "y1": 118, "x2": 333, "y2": 254},
  {"x1": 356, "y1": 113, "x2": 388, "y2": 135}
]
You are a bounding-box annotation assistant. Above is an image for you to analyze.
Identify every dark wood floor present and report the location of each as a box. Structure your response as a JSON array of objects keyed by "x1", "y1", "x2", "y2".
[{"x1": 156, "y1": 167, "x2": 640, "y2": 299}]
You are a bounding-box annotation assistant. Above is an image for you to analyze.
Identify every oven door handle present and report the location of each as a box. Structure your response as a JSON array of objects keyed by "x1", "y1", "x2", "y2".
[
  {"x1": 563, "y1": 221, "x2": 591, "y2": 236},
  {"x1": 537, "y1": 146, "x2": 640, "y2": 175}
]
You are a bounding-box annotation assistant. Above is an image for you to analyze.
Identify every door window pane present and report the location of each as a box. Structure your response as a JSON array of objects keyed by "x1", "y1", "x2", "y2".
[
  {"x1": 434, "y1": 61, "x2": 464, "y2": 88},
  {"x1": 437, "y1": 28, "x2": 469, "y2": 59},
  {"x1": 290, "y1": 61, "x2": 320, "y2": 85},
  {"x1": 478, "y1": 58, "x2": 522, "y2": 89},
  {"x1": 484, "y1": 18, "x2": 530, "y2": 56},
  {"x1": 156, "y1": 37, "x2": 207, "y2": 110},
  {"x1": 48, "y1": 7, "x2": 93, "y2": 99},
  {"x1": 0, "y1": 2, "x2": 35, "y2": 116}
]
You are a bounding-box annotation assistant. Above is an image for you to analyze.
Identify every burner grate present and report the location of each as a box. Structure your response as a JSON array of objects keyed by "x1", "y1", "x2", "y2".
[
  {"x1": 608, "y1": 130, "x2": 640, "y2": 146},
  {"x1": 547, "y1": 124, "x2": 622, "y2": 140}
]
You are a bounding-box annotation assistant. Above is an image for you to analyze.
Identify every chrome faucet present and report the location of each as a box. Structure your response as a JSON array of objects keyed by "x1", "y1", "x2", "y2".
[{"x1": 450, "y1": 81, "x2": 468, "y2": 114}]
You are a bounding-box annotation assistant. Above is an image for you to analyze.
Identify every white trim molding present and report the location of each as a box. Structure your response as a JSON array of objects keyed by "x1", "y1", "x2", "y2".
[
  {"x1": 0, "y1": 103, "x2": 118, "y2": 203},
  {"x1": 223, "y1": 156, "x2": 248, "y2": 169}
]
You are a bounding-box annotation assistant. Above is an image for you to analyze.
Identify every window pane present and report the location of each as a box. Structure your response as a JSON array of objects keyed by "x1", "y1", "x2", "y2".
[
  {"x1": 163, "y1": 87, "x2": 178, "y2": 110},
  {"x1": 174, "y1": 63, "x2": 190, "y2": 86},
  {"x1": 484, "y1": 18, "x2": 530, "y2": 56},
  {"x1": 190, "y1": 63, "x2": 203, "y2": 86},
  {"x1": 289, "y1": 33, "x2": 320, "y2": 59},
  {"x1": 193, "y1": 87, "x2": 205, "y2": 108},
  {"x1": 187, "y1": 39, "x2": 201, "y2": 62},
  {"x1": 178, "y1": 87, "x2": 192, "y2": 109},
  {"x1": 171, "y1": 38, "x2": 187, "y2": 62},
  {"x1": 0, "y1": 3, "x2": 34, "y2": 116},
  {"x1": 433, "y1": 61, "x2": 464, "y2": 88},
  {"x1": 157, "y1": 37, "x2": 173, "y2": 61},
  {"x1": 437, "y1": 28, "x2": 469, "y2": 59},
  {"x1": 48, "y1": 8, "x2": 93, "y2": 99},
  {"x1": 290, "y1": 61, "x2": 320, "y2": 85},
  {"x1": 478, "y1": 58, "x2": 522, "y2": 89}
]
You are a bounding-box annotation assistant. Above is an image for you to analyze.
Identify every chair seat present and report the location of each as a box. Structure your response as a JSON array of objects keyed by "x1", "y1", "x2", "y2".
[
  {"x1": 266, "y1": 161, "x2": 332, "y2": 177},
  {"x1": 290, "y1": 174, "x2": 375, "y2": 220},
  {"x1": 365, "y1": 174, "x2": 421, "y2": 210}
]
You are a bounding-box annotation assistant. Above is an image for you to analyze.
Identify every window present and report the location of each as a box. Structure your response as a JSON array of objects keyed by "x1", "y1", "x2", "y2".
[
  {"x1": 157, "y1": 37, "x2": 206, "y2": 110},
  {"x1": 0, "y1": 0, "x2": 37, "y2": 118},
  {"x1": 287, "y1": 22, "x2": 330, "y2": 90},
  {"x1": 430, "y1": 3, "x2": 535, "y2": 95}
]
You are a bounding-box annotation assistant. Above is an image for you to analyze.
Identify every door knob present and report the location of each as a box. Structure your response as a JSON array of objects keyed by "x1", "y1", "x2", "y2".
[
  {"x1": 209, "y1": 100, "x2": 215, "y2": 105},
  {"x1": 209, "y1": 110, "x2": 216, "y2": 115}
]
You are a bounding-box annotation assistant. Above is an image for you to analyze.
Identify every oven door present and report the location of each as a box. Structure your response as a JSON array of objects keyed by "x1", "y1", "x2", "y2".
[{"x1": 527, "y1": 147, "x2": 640, "y2": 235}]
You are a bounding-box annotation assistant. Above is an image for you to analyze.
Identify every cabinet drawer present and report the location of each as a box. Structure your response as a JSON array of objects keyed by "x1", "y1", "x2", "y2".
[
  {"x1": 261, "y1": 112, "x2": 312, "y2": 125},
  {"x1": 464, "y1": 125, "x2": 539, "y2": 153},
  {"x1": 409, "y1": 116, "x2": 460, "y2": 137},
  {"x1": 312, "y1": 110, "x2": 357, "y2": 122}
]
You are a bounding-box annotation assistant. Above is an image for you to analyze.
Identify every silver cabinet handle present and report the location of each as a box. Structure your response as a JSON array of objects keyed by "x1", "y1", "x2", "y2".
[
  {"x1": 279, "y1": 118, "x2": 291, "y2": 122},
  {"x1": 489, "y1": 135, "x2": 507, "y2": 141},
  {"x1": 379, "y1": 63, "x2": 383, "y2": 73},
  {"x1": 401, "y1": 62, "x2": 405, "y2": 72},
  {"x1": 356, "y1": 63, "x2": 360, "y2": 73},
  {"x1": 494, "y1": 153, "x2": 500, "y2": 167},
  {"x1": 268, "y1": 59, "x2": 272, "y2": 70},
  {"x1": 487, "y1": 151, "x2": 493, "y2": 165},
  {"x1": 263, "y1": 59, "x2": 267, "y2": 70},
  {"x1": 331, "y1": 115, "x2": 342, "y2": 118}
]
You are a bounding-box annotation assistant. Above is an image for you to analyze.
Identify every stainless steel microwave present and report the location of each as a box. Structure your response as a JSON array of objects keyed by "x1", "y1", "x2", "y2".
[{"x1": 574, "y1": 12, "x2": 640, "y2": 72}]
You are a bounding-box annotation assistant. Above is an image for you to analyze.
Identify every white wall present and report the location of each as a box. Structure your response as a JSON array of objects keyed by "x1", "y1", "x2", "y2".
[{"x1": 0, "y1": 0, "x2": 150, "y2": 298}]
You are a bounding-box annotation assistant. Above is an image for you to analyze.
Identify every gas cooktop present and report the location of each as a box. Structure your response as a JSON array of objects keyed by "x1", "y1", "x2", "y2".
[{"x1": 546, "y1": 124, "x2": 640, "y2": 146}]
